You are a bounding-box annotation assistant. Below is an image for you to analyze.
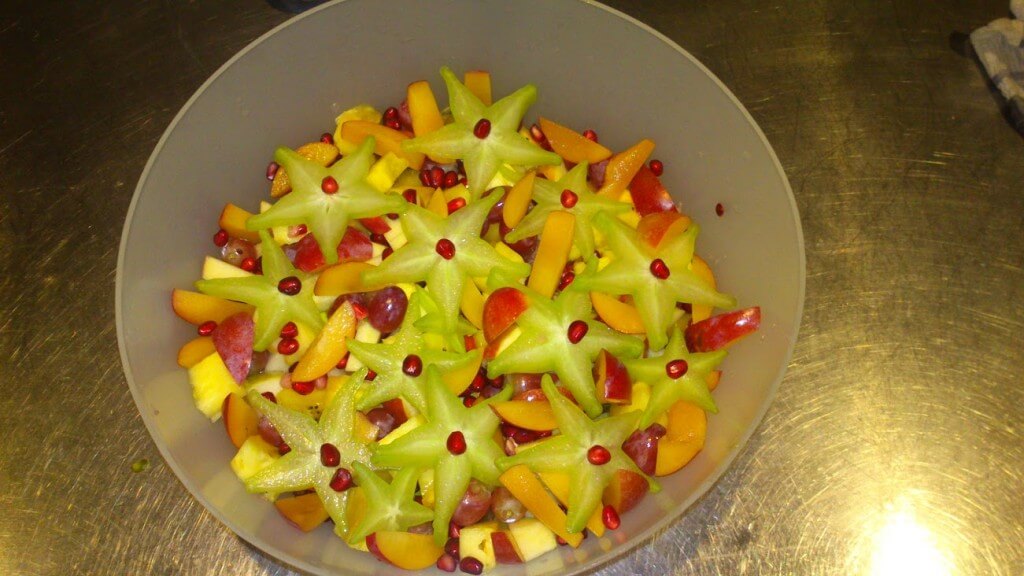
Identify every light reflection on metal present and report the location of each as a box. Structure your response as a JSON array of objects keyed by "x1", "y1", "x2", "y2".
[{"x1": 868, "y1": 501, "x2": 953, "y2": 576}]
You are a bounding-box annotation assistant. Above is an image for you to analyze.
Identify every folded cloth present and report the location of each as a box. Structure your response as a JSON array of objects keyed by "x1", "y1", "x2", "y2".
[{"x1": 971, "y1": 0, "x2": 1024, "y2": 133}]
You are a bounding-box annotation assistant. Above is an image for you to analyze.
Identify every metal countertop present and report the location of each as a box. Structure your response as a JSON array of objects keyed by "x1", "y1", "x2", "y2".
[{"x1": 2, "y1": 0, "x2": 1022, "y2": 574}]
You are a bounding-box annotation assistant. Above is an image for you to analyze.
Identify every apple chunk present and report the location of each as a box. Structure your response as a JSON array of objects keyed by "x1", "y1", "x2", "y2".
[
  {"x1": 685, "y1": 306, "x2": 761, "y2": 352},
  {"x1": 594, "y1": 349, "x2": 632, "y2": 404},
  {"x1": 602, "y1": 469, "x2": 649, "y2": 514},
  {"x1": 482, "y1": 287, "x2": 528, "y2": 342}
]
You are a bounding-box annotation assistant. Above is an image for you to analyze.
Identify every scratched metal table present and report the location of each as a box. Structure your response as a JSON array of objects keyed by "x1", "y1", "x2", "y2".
[{"x1": 2, "y1": 0, "x2": 1023, "y2": 574}]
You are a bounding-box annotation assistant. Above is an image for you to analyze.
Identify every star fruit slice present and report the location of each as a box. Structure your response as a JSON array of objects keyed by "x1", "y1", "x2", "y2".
[
  {"x1": 246, "y1": 137, "x2": 407, "y2": 265},
  {"x1": 347, "y1": 288, "x2": 477, "y2": 413},
  {"x1": 243, "y1": 369, "x2": 374, "y2": 539},
  {"x1": 347, "y1": 462, "x2": 434, "y2": 544},
  {"x1": 624, "y1": 326, "x2": 726, "y2": 429},
  {"x1": 505, "y1": 162, "x2": 630, "y2": 258},
  {"x1": 372, "y1": 366, "x2": 512, "y2": 545},
  {"x1": 571, "y1": 211, "x2": 736, "y2": 351},
  {"x1": 196, "y1": 229, "x2": 324, "y2": 351},
  {"x1": 361, "y1": 193, "x2": 530, "y2": 332},
  {"x1": 485, "y1": 278, "x2": 644, "y2": 417},
  {"x1": 402, "y1": 67, "x2": 562, "y2": 198},
  {"x1": 496, "y1": 375, "x2": 658, "y2": 534}
]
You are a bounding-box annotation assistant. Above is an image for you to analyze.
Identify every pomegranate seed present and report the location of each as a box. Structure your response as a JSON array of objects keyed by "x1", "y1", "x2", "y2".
[
  {"x1": 447, "y1": 431, "x2": 467, "y2": 455},
  {"x1": 445, "y1": 537, "x2": 460, "y2": 558},
  {"x1": 320, "y1": 132, "x2": 334, "y2": 144},
  {"x1": 665, "y1": 359, "x2": 689, "y2": 379},
  {"x1": 266, "y1": 161, "x2": 279, "y2": 180},
  {"x1": 419, "y1": 169, "x2": 432, "y2": 187},
  {"x1": 402, "y1": 354, "x2": 423, "y2": 377},
  {"x1": 463, "y1": 396, "x2": 476, "y2": 407},
  {"x1": 529, "y1": 124, "x2": 550, "y2": 150},
  {"x1": 351, "y1": 302, "x2": 368, "y2": 320},
  {"x1": 197, "y1": 320, "x2": 217, "y2": 336},
  {"x1": 279, "y1": 322, "x2": 298, "y2": 339},
  {"x1": 602, "y1": 505, "x2": 621, "y2": 530},
  {"x1": 649, "y1": 159, "x2": 664, "y2": 176},
  {"x1": 336, "y1": 353, "x2": 349, "y2": 370},
  {"x1": 558, "y1": 267, "x2": 575, "y2": 291},
  {"x1": 329, "y1": 467, "x2": 353, "y2": 492},
  {"x1": 443, "y1": 170, "x2": 460, "y2": 189},
  {"x1": 436, "y1": 238, "x2": 456, "y2": 260},
  {"x1": 473, "y1": 119, "x2": 491, "y2": 139},
  {"x1": 366, "y1": 370, "x2": 377, "y2": 381},
  {"x1": 436, "y1": 554, "x2": 457, "y2": 572},
  {"x1": 321, "y1": 176, "x2": 339, "y2": 194},
  {"x1": 261, "y1": 391, "x2": 277, "y2": 403},
  {"x1": 279, "y1": 444, "x2": 291, "y2": 455},
  {"x1": 587, "y1": 445, "x2": 611, "y2": 465},
  {"x1": 447, "y1": 197, "x2": 466, "y2": 213},
  {"x1": 583, "y1": 129, "x2": 598, "y2": 142},
  {"x1": 384, "y1": 106, "x2": 399, "y2": 121},
  {"x1": 649, "y1": 258, "x2": 671, "y2": 279},
  {"x1": 470, "y1": 372, "x2": 486, "y2": 392},
  {"x1": 290, "y1": 224, "x2": 308, "y2": 237},
  {"x1": 560, "y1": 189, "x2": 578, "y2": 208},
  {"x1": 716, "y1": 202, "x2": 725, "y2": 217},
  {"x1": 320, "y1": 443, "x2": 341, "y2": 467},
  {"x1": 382, "y1": 246, "x2": 393, "y2": 259},
  {"x1": 385, "y1": 118, "x2": 401, "y2": 130},
  {"x1": 370, "y1": 232, "x2": 388, "y2": 245},
  {"x1": 556, "y1": 535, "x2": 568, "y2": 546},
  {"x1": 239, "y1": 257, "x2": 256, "y2": 272},
  {"x1": 277, "y1": 338, "x2": 299, "y2": 355},
  {"x1": 430, "y1": 167, "x2": 445, "y2": 188},
  {"x1": 459, "y1": 177, "x2": 468, "y2": 186},
  {"x1": 213, "y1": 229, "x2": 229, "y2": 247},
  {"x1": 292, "y1": 379, "x2": 314, "y2": 395},
  {"x1": 402, "y1": 188, "x2": 418, "y2": 204},
  {"x1": 387, "y1": 212, "x2": 399, "y2": 220},
  {"x1": 277, "y1": 276, "x2": 302, "y2": 295},
  {"x1": 459, "y1": 557, "x2": 483, "y2": 575},
  {"x1": 567, "y1": 320, "x2": 589, "y2": 344},
  {"x1": 449, "y1": 521, "x2": 461, "y2": 538}
]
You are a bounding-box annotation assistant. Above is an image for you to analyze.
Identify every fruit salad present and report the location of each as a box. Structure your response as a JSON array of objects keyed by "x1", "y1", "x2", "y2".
[{"x1": 172, "y1": 66, "x2": 762, "y2": 573}]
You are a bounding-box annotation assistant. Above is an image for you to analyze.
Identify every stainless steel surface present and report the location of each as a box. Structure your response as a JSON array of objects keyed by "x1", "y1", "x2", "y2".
[{"x1": 2, "y1": 0, "x2": 1021, "y2": 574}]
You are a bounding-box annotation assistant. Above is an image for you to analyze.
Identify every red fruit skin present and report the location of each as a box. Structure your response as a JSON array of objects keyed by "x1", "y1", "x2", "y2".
[
  {"x1": 482, "y1": 287, "x2": 529, "y2": 342},
  {"x1": 365, "y1": 533, "x2": 389, "y2": 565},
  {"x1": 621, "y1": 424, "x2": 664, "y2": 476},
  {"x1": 685, "y1": 307, "x2": 762, "y2": 352},
  {"x1": 359, "y1": 216, "x2": 391, "y2": 234},
  {"x1": 381, "y1": 399, "x2": 409, "y2": 427},
  {"x1": 292, "y1": 228, "x2": 373, "y2": 272},
  {"x1": 628, "y1": 164, "x2": 677, "y2": 216},
  {"x1": 211, "y1": 312, "x2": 255, "y2": 383},
  {"x1": 490, "y1": 532, "x2": 524, "y2": 564}
]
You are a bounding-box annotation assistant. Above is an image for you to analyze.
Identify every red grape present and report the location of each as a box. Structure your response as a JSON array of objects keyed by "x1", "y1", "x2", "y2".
[
  {"x1": 365, "y1": 408, "x2": 397, "y2": 440},
  {"x1": 451, "y1": 479, "x2": 492, "y2": 526},
  {"x1": 490, "y1": 487, "x2": 526, "y2": 523},
  {"x1": 221, "y1": 238, "x2": 256, "y2": 267},
  {"x1": 367, "y1": 287, "x2": 408, "y2": 333}
]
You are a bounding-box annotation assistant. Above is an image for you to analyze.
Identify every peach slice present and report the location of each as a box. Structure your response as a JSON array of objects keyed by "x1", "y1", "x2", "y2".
[
  {"x1": 441, "y1": 349, "x2": 483, "y2": 396},
  {"x1": 689, "y1": 255, "x2": 717, "y2": 322},
  {"x1": 177, "y1": 336, "x2": 216, "y2": 368},
  {"x1": 490, "y1": 400, "x2": 557, "y2": 431},
  {"x1": 407, "y1": 80, "x2": 451, "y2": 164},
  {"x1": 426, "y1": 187, "x2": 448, "y2": 217},
  {"x1": 464, "y1": 70, "x2": 492, "y2": 105},
  {"x1": 706, "y1": 370, "x2": 722, "y2": 391},
  {"x1": 171, "y1": 289, "x2": 254, "y2": 325},
  {"x1": 537, "y1": 472, "x2": 605, "y2": 537},
  {"x1": 271, "y1": 141, "x2": 339, "y2": 198},
  {"x1": 367, "y1": 531, "x2": 444, "y2": 570},
  {"x1": 527, "y1": 211, "x2": 575, "y2": 298},
  {"x1": 597, "y1": 139, "x2": 655, "y2": 199},
  {"x1": 340, "y1": 120, "x2": 425, "y2": 170},
  {"x1": 482, "y1": 287, "x2": 528, "y2": 342},
  {"x1": 654, "y1": 401, "x2": 707, "y2": 477},
  {"x1": 502, "y1": 171, "x2": 536, "y2": 228},
  {"x1": 636, "y1": 211, "x2": 691, "y2": 250},
  {"x1": 537, "y1": 117, "x2": 612, "y2": 164},
  {"x1": 594, "y1": 349, "x2": 632, "y2": 404},
  {"x1": 218, "y1": 203, "x2": 261, "y2": 243},
  {"x1": 460, "y1": 281, "x2": 486, "y2": 330},
  {"x1": 222, "y1": 392, "x2": 260, "y2": 449},
  {"x1": 314, "y1": 261, "x2": 376, "y2": 296},
  {"x1": 602, "y1": 469, "x2": 649, "y2": 514},
  {"x1": 292, "y1": 301, "x2": 356, "y2": 382},
  {"x1": 274, "y1": 492, "x2": 329, "y2": 532},
  {"x1": 499, "y1": 465, "x2": 583, "y2": 547},
  {"x1": 345, "y1": 486, "x2": 368, "y2": 537},
  {"x1": 591, "y1": 292, "x2": 645, "y2": 334}
]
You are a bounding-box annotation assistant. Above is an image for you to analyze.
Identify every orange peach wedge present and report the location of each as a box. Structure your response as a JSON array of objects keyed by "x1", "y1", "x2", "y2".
[
  {"x1": 654, "y1": 400, "x2": 707, "y2": 477},
  {"x1": 591, "y1": 292, "x2": 645, "y2": 334},
  {"x1": 177, "y1": 336, "x2": 216, "y2": 368},
  {"x1": 222, "y1": 392, "x2": 260, "y2": 449},
  {"x1": 218, "y1": 203, "x2": 261, "y2": 243},
  {"x1": 538, "y1": 117, "x2": 612, "y2": 164},
  {"x1": 464, "y1": 70, "x2": 492, "y2": 105},
  {"x1": 537, "y1": 471, "x2": 605, "y2": 536},
  {"x1": 490, "y1": 400, "x2": 557, "y2": 431},
  {"x1": 291, "y1": 301, "x2": 356, "y2": 382},
  {"x1": 314, "y1": 261, "x2": 376, "y2": 296},
  {"x1": 688, "y1": 255, "x2": 717, "y2": 322},
  {"x1": 499, "y1": 465, "x2": 583, "y2": 547},
  {"x1": 502, "y1": 171, "x2": 536, "y2": 228},
  {"x1": 171, "y1": 289, "x2": 253, "y2": 325},
  {"x1": 367, "y1": 531, "x2": 444, "y2": 570},
  {"x1": 274, "y1": 493, "x2": 329, "y2": 532},
  {"x1": 636, "y1": 211, "x2": 691, "y2": 250},
  {"x1": 340, "y1": 120, "x2": 425, "y2": 170},
  {"x1": 597, "y1": 138, "x2": 655, "y2": 199},
  {"x1": 527, "y1": 211, "x2": 575, "y2": 298},
  {"x1": 441, "y1": 349, "x2": 484, "y2": 396}
]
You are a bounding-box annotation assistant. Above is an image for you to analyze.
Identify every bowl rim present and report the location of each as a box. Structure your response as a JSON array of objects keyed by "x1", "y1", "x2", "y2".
[{"x1": 116, "y1": 0, "x2": 806, "y2": 573}]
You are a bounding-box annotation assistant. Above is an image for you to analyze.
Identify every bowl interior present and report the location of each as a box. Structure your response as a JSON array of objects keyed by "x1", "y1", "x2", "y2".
[{"x1": 117, "y1": 0, "x2": 804, "y2": 574}]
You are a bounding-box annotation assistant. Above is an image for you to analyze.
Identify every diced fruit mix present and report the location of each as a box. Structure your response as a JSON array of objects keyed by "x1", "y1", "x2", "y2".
[{"x1": 173, "y1": 66, "x2": 761, "y2": 572}]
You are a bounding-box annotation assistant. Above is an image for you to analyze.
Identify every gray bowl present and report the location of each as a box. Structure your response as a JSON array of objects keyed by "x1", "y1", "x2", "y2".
[{"x1": 116, "y1": 0, "x2": 805, "y2": 573}]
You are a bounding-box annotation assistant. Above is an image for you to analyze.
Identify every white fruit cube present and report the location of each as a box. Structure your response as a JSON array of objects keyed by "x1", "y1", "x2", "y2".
[{"x1": 509, "y1": 518, "x2": 558, "y2": 562}]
